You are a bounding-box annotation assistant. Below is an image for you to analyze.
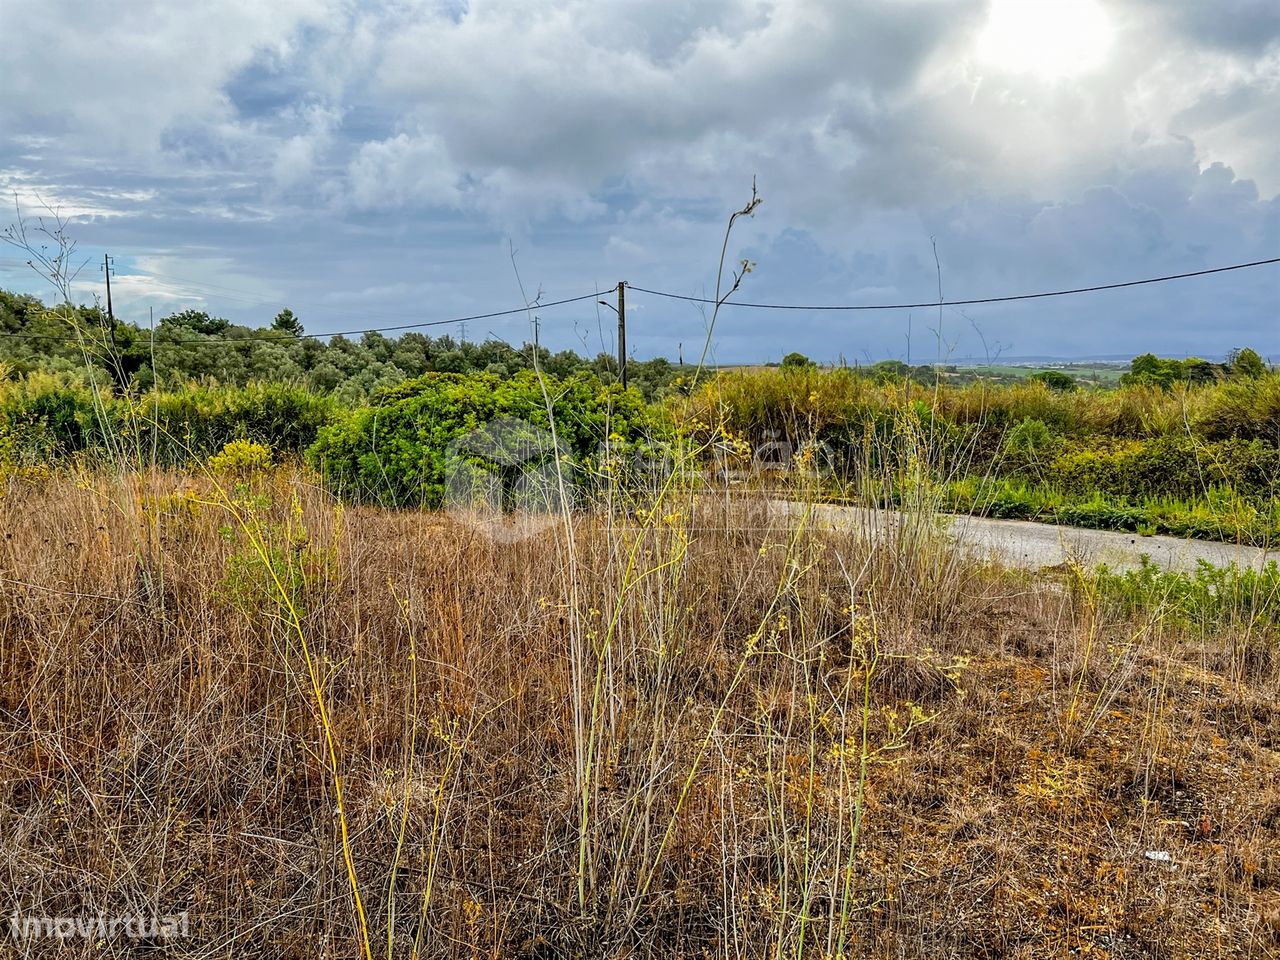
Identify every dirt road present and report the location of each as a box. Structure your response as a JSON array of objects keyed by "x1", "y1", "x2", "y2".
[{"x1": 770, "y1": 500, "x2": 1277, "y2": 573}]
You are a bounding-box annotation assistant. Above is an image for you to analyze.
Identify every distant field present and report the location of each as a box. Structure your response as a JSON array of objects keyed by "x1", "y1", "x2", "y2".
[{"x1": 953, "y1": 363, "x2": 1127, "y2": 384}]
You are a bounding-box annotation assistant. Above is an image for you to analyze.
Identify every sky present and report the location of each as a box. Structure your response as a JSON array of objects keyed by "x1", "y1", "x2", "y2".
[{"x1": 1, "y1": 0, "x2": 1277, "y2": 363}]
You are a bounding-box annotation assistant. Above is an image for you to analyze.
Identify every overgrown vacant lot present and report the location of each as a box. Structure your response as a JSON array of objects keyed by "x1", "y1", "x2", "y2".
[{"x1": 1, "y1": 471, "x2": 1278, "y2": 958}]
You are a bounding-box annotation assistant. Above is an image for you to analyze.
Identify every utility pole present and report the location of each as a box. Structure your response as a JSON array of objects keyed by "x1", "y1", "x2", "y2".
[
  {"x1": 616, "y1": 281, "x2": 627, "y2": 389},
  {"x1": 103, "y1": 253, "x2": 114, "y2": 323},
  {"x1": 678, "y1": 341, "x2": 683, "y2": 366},
  {"x1": 100, "y1": 254, "x2": 123, "y2": 387}
]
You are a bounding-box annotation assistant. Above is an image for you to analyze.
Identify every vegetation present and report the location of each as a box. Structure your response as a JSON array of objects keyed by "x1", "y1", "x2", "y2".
[
  {"x1": 680, "y1": 364, "x2": 1280, "y2": 545},
  {"x1": 2, "y1": 467, "x2": 1278, "y2": 958},
  {"x1": 4, "y1": 190, "x2": 1275, "y2": 959},
  {"x1": 308, "y1": 370, "x2": 655, "y2": 507},
  {"x1": 1027, "y1": 369, "x2": 1076, "y2": 391},
  {"x1": 0, "y1": 289, "x2": 686, "y2": 402},
  {"x1": 1, "y1": 285, "x2": 1275, "y2": 546},
  {"x1": 943, "y1": 478, "x2": 1280, "y2": 542},
  {"x1": 207, "y1": 438, "x2": 274, "y2": 477},
  {"x1": 0, "y1": 373, "x2": 338, "y2": 465},
  {"x1": 1092, "y1": 555, "x2": 1280, "y2": 642},
  {"x1": 1119, "y1": 348, "x2": 1267, "y2": 389}
]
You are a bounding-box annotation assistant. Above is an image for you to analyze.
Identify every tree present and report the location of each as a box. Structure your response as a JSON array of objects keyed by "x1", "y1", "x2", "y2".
[
  {"x1": 433, "y1": 349, "x2": 467, "y2": 373},
  {"x1": 1123, "y1": 353, "x2": 1164, "y2": 386},
  {"x1": 1122, "y1": 353, "x2": 1183, "y2": 389},
  {"x1": 1228, "y1": 347, "x2": 1266, "y2": 379},
  {"x1": 781, "y1": 351, "x2": 815, "y2": 370},
  {"x1": 1179, "y1": 357, "x2": 1219, "y2": 384},
  {"x1": 866, "y1": 360, "x2": 908, "y2": 383},
  {"x1": 271, "y1": 308, "x2": 303, "y2": 337},
  {"x1": 1121, "y1": 352, "x2": 1233, "y2": 389},
  {"x1": 308, "y1": 361, "x2": 344, "y2": 393},
  {"x1": 1028, "y1": 370, "x2": 1076, "y2": 392},
  {"x1": 308, "y1": 370, "x2": 654, "y2": 507},
  {"x1": 163, "y1": 309, "x2": 229, "y2": 336}
]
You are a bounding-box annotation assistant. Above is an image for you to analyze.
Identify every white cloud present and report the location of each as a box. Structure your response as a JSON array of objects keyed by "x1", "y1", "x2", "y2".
[
  {"x1": 347, "y1": 134, "x2": 461, "y2": 210},
  {"x1": 2, "y1": 1, "x2": 336, "y2": 154},
  {"x1": 271, "y1": 104, "x2": 344, "y2": 188},
  {"x1": 0, "y1": 170, "x2": 155, "y2": 220},
  {"x1": 1, "y1": 0, "x2": 1277, "y2": 358}
]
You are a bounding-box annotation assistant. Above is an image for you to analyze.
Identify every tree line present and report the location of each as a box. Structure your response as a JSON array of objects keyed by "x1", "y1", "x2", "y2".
[
  {"x1": 1, "y1": 288, "x2": 1269, "y2": 400},
  {"x1": 0, "y1": 291, "x2": 683, "y2": 400}
]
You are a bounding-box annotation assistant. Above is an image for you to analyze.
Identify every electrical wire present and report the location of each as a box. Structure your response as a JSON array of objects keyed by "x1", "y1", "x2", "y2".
[
  {"x1": 0, "y1": 291, "x2": 603, "y2": 345},
  {"x1": 0, "y1": 255, "x2": 1275, "y2": 347},
  {"x1": 626, "y1": 256, "x2": 1280, "y2": 311}
]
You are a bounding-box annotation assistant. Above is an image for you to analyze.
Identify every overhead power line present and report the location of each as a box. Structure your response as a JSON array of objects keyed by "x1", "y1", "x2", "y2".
[
  {"x1": 0, "y1": 255, "x2": 1274, "y2": 348},
  {"x1": 0, "y1": 291, "x2": 602, "y2": 345},
  {"x1": 627, "y1": 256, "x2": 1280, "y2": 311}
]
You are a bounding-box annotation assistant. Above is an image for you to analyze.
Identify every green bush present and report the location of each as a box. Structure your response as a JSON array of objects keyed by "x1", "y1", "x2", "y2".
[
  {"x1": 780, "y1": 352, "x2": 816, "y2": 370},
  {"x1": 1093, "y1": 556, "x2": 1280, "y2": 638},
  {"x1": 944, "y1": 475, "x2": 1279, "y2": 545},
  {"x1": 1003, "y1": 417, "x2": 1056, "y2": 457},
  {"x1": 1191, "y1": 375, "x2": 1280, "y2": 444},
  {"x1": 1027, "y1": 370, "x2": 1076, "y2": 392},
  {"x1": 0, "y1": 378, "x2": 337, "y2": 467},
  {"x1": 0, "y1": 374, "x2": 102, "y2": 463},
  {"x1": 982, "y1": 480, "x2": 1045, "y2": 520},
  {"x1": 1050, "y1": 436, "x2": 1279, "y2": 503},
  {"x1": 207, "y1": 439, "x2": 274, "y2": 477},
  {"x1": 307, "y1": 371, "x2": 657, "y2": 507},
  {"x1": 1054, "y1": 494, "x2": 1148, "y2": 532},
  {"x1": 131, "y1": 382, "x2": 338, "y2": 463}
]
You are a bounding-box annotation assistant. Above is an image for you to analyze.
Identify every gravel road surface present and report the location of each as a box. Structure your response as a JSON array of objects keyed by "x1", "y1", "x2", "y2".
[{"x1": 770, "y1": 501, "x2": 1277, "y2": 573}]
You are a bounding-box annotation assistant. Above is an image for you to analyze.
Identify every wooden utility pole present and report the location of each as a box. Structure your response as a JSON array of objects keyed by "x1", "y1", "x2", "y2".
[
  {"x1": 616, "y1": 281, "x2": 627, "y2": 389},
  {"x1": 103, "y1": 253, "x2": 114, "y2": 322},
  {"x1": 101, "y1": 254, "x2": 122, "y2": 387}
]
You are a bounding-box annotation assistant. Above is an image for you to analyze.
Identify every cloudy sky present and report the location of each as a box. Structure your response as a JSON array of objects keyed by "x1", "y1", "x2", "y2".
[{"x1": 1, "y1": 0, "x2": 1277, "y2": 362}]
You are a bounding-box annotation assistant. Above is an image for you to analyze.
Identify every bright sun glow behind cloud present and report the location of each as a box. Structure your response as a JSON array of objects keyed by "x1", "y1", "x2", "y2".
[{"x1": 978, "y1": 0, "x2": 1114, "y2": 80}]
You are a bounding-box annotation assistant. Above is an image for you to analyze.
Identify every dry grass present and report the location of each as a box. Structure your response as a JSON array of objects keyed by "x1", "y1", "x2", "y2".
[{"x1": 0, "y1": 468, "x2": 1277, "y2": 958}]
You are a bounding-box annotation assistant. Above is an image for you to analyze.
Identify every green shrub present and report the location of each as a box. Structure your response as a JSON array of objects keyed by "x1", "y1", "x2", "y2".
[
  {"x1": 686, "y1": 366, "x2": 875, "y2": 447},
  {"x1": 0, "y1": 374, "x2": 101, "y2": 462},
  {"x1": 1055, "y1": 494, "x2": 1148, "y2": 532},
  {"x1": 0, "y1": 377, "x2": 338, "y2": 467},
  {"x1": 307, "y1": 371, "x2": 657, "y2": 507},
  {"x1": 1050, "y1": 436, "x2": 1279, "y2": 503},
  {"x1": 780, "y1": 352, "x2": 816, "y2": 370},
  {"x1": 1027, "y1": 370, "x2": 1076, "y2": 392},
  {"x1": 207, "y1": 439, "x2": 274, "y2": 477},
  {"x1": 944, "y1": 475, "x2": 1278, "y2": 545},
  {"x1": 1004, "y1": 417, "x2": 1055, "y2": 456},
  {"x1": 982, "y1": 480, "x2": 1045, "y2": 520},
  {"x1": 125, "y1": 383, "x2": 338, "y2": 463},
  {"x1": 1093, "y1": 556, "x2": 1280, "y2": 638},
  {"x1": 1191, "y1": 374, "x2": 1280, "y2": 444}
]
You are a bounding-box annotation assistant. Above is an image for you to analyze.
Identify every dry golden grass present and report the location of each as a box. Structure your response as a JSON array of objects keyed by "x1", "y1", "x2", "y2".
[{"x1": 0, "y1": 467, "x2": 1277, "y2": 958}]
